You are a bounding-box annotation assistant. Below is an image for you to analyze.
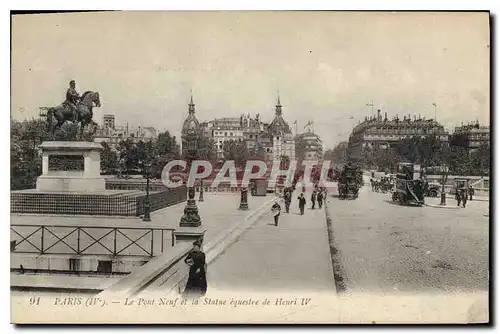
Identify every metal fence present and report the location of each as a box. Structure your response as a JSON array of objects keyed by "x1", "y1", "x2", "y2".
[
  {"x1": 11, "y1": 185, "x2": 187, "y2": 217},
  {"x1": 11, "y1": 224, "x2": 176, "y2": 258}
]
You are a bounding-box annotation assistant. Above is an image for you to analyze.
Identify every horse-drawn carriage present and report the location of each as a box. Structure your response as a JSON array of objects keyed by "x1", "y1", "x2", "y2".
[
  {"x1": 338, "y1": 163, "x2": 362, "y2": 200},
  {"x1": 372, "y1": 176, "x2": 394, "y2": 193},
  {"x1": 391, "y1": 162, "x2": 425, "y2": 206}
]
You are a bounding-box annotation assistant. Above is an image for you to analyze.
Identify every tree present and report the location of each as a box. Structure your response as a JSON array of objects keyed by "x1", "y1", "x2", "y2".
[
  {"x1": 156, "y1": 131, "x2": 180, "y2": 160},
  {"x1": 117, "y1": 139, "x2": 138, "y2": 172},
  {"x1": 471, "y1": 143, "x2": 490, "y2": 176},
  {"x1": 443, "y1": 144, "x2": 472, "y2": 176},
  {"x1": 11, "y1": 118, "x2": 53, "y2": 190},
  {"x1": 222, "y1": 139, "x2": 248, "y2": 167},
  {"x1": 197, "y1": 136, "x2": 217, "y2": 162},
  {"x1": 100, "y1": 142, "x2": 118, "y2": 174},
  {"x1": 416, "y1": 136, "x2": 442, "y2": 167},
  {"x1": 324, "y1": 142, "x2": 348, "y2": 165},
  {"x1": 395, "y1": 135, "x2": 442, "y2": 167}
]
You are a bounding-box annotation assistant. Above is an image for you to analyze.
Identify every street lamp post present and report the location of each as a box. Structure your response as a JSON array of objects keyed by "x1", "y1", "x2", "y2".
[
  {"x1": 239, "y1": 186, "x2": 249, "y2": 210},
  {"x1": 180, "y1": 152, "x2": 202, "y2": 227},
  {"x1": 440, "y1": 164, "x2": 449, "y2": 206}
]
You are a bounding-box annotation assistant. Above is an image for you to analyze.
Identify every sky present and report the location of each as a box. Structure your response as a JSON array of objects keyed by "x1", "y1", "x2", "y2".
[{"x1": 11, "y1": 11, "x2": 490, "y2": 149}]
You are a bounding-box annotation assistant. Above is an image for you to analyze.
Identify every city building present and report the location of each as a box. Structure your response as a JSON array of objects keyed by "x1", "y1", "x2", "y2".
[
  {"x1": 94, "y1": 114, "x2": 158, "y2": 150},
  {"x1": 347, "y1": 110, "x2": 449, "y2": 161},
  {"x1": 200, "y1": 117, "x2": 245, "y2": 158},
  {"x1": 295, "y1": 131, "x2": 323, "y2": 161},
  {"x1": 199, "y1": 96, "x2": 295, "y2": 162},
  {"x1": 103, "y1": 114, "x2": 115, "y2": 130},
  {"x1": 452, "y1": 120, "x2": 490, "y2": 152}
]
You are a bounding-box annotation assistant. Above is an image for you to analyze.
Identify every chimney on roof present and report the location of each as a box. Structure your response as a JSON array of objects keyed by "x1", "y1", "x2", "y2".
[
  {"x1": 384, "y1": 112, "x2": 388, "y2": 121},
  {"x1": 377, "y1": 109, "x2": 381, "y2": 121},
  {"x1": 403, "y1": 116, "x2": 407, "y2": 121}
]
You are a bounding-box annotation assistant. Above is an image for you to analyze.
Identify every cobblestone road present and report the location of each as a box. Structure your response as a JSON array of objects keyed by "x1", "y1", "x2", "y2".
[{"x1": 326, "y1": 185, "x2": 489, "y2": 295}]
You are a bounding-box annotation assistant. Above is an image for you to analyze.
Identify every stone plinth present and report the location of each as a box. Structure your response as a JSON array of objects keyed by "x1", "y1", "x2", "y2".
[
  {"x1": 173, "y1": 226, "x2": 206, "y2": 246},
  {"x1": 179, "y1": 199, "x2": 202, "y2": 227},
  {"x1": 36, "y1": 141, "x2": 105, "y2": 192}
]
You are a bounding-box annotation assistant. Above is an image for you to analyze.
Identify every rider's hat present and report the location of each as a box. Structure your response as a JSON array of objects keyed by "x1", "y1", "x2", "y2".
[{"x1": 69, "y1": 80, "x2": 75, "y2": 85}]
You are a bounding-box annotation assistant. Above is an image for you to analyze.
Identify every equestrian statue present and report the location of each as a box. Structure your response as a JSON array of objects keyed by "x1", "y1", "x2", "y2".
[{"x1": 46, "y1": 80, "x2": 101, "y2": 139}]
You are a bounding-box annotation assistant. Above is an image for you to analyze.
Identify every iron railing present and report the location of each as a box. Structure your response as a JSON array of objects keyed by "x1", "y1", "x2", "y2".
[{"x1": 10, "y1": 224, "x2": 175, "y2": 258}]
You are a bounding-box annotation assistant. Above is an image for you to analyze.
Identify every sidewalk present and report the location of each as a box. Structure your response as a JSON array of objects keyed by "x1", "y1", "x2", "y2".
[
  {"x1": 150, "y1": 193, "x2": 273, "y2": 245},
  {"x1": 207, "y1": 191, "x2": 336, "y2": 293},
  {"x1": 424, "y1": 196, "x2": 489, "y2": 211}
]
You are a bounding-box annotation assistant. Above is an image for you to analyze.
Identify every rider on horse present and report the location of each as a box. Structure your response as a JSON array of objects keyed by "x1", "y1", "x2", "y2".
[{"x1": 63, "y1": 80, "x2": 80, "y2": 122}]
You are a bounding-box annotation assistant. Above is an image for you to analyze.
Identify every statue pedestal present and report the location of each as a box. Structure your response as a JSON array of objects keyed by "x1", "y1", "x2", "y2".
[
  {"x1": 36, "y1": 141, "x2": 105, "y2": 192},
  {"x1": 179, "y1": 199, "x2": 202, "y2": 227},
  {"x1": 173, "y1": 226, "x2": 206, "y2": 246}
]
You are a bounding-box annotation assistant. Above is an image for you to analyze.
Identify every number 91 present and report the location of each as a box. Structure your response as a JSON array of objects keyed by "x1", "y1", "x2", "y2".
[{"x1": 29, "y1": 297, "x2": 40, "y2": 306}]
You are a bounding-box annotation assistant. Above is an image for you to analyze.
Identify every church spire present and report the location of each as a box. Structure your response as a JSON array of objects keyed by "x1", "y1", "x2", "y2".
[
  {"x1": 189, "y1": 90, "x2": 195, "y2": 114},
  {"x1": 275, "y1": 91, "x2": 282, "y2": 115}
]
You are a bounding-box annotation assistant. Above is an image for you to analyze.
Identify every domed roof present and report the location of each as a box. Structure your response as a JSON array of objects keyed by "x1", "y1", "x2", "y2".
[
  {"x1": 182, "y1": 114, "x2": 200, "y2": 135},
  {"x1": 268, "y1": 96, "x2": 291, "y2": 135},
  {"x1": 268, "y1": 115, "x2": 292, "y2": 135},
  {"x1": 181, "y1": 95, "x2": 200, "y2": 136}
]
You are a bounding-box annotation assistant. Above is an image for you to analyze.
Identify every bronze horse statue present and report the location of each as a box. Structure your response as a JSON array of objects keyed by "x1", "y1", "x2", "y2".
[{"x1": 47, "y1": 91, "x2": 101, "y2": 137}]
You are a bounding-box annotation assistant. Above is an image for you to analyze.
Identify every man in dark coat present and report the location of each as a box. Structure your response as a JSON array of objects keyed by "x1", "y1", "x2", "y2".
[
  {"x1": 297, "y1": 193, "x2": 306, "y2": 215},
  {"x1": 317, "y1": 190, "x2": 324, "y2": 209},
  {"x1": 284, "y1": 190, "x2": 291, "y2": 213},
  {"x1": 183, "y1": 239, "x2": 207, "y2": 298},
  {"x1": 469, "y1": 186, "x2": 475, "y2": 201},
  {"x1": 311, "y1": 190, "x2": 317, "y2": 209}
]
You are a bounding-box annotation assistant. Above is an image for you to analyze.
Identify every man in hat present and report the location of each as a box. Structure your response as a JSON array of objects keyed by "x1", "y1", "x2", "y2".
[
  {"x1": 311, "y1": 190, "x2": 317, "y2": 209},
  {"x1": 297, "y1": 193, "x2": 306, "y2": 215},
  {"x1": 317, "y1": 189, "x2": 324, "y2": 209},
  {"x1": 468, "y1": 185, "x2": 475, "y2": 201},
  {"x1": 284, "y1": 189, "x2": 292, "y2": 213}
]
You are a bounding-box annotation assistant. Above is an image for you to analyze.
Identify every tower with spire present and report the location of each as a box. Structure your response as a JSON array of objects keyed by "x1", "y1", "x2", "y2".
[
  {"x1": 181, "y1": 92, "x2": 201, "y2": 160},
  {"x1": 266, "y1": 92, "x2": 295, "y2": 162}
]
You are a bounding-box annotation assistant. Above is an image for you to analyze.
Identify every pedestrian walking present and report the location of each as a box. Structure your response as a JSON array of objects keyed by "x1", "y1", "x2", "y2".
[
  {"x1": 297, "y1": 193, "x2": 306, "y2": 215},
  {"x1": 271, "y1": 201, "x2": 281, "y2": 226},
  {"x1": 461, "y1": 191, "x2": 467, "y2": 208},
  {"x1": 317, "y1": 190, "x2": 324, "y2": 209},
  {"x1": 311, "y1": 190, "x2": 317, "y2": 209},
  {"x1": 183, "y1": 239, "x2": 207, "y2": 298},
  {"x1": 469, "y1": 186, "x2": 475, "y2": 201},
  {"x1": 284, "y1": 190, "x2": 291, "y2": 213}
]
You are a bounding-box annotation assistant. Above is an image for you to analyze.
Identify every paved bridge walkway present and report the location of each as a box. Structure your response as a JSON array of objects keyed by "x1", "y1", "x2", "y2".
[{"x1": 207, "y1": 190, "x2": 336, "y2": 293}]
